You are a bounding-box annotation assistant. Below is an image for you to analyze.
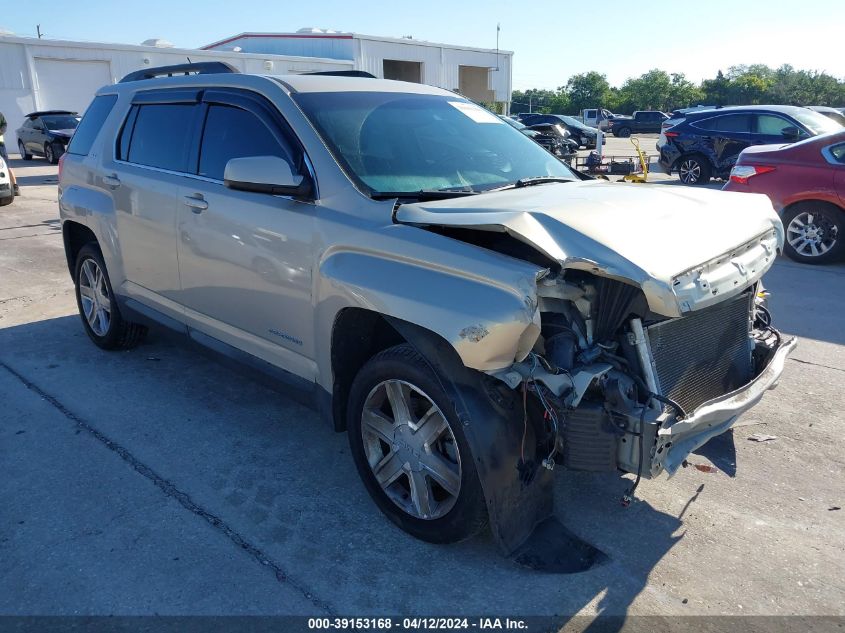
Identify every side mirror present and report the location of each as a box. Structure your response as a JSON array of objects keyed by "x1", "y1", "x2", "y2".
[
  {"x1": 223, "y1": 156, "x2": 310, "y2": 197},
  {"x1": 781, "y1": 126, "x2": 801, "y2": 142}
]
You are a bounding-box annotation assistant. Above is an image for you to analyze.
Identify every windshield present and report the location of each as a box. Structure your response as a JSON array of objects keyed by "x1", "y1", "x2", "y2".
[
  {"x1": 557, "y1": 115, "x2": 588, "y2": 130},
  {"x1": 41, "y1": 115, "x2": 80, "y2": 131},
  {"x1": 500, "y1": 116, "x2": 526, "y2": 130},
  {"x1": 793, "y1": 109, "x2": 843, "y2": 135},
  {"x1": 293, "y1": 91, "x2": 575, "y2": 195}
]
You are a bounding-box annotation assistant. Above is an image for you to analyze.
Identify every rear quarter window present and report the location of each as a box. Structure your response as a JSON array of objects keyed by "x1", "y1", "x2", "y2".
[{"x1": 67, "y1": 95, "x2": 118, "y2": 156}]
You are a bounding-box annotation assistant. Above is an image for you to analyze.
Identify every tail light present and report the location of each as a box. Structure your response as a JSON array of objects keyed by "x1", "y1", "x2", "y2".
[
  {"x1": 664, "y1": 131, "x2": 680, "y2": 138},
  {"x1": 58, "y1": 152, "x2": 66, "y2": 182},
  {"x1": 729, "y1": 164, "x2": 775, "y2": 184}
]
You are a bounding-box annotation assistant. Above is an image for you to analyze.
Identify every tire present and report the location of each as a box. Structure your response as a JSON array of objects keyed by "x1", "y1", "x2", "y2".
[
  {"x1": 615, "y1": 127, "x2": 631, "y2": 138},
  {"x1": 44, "y1": 143, "x2": 60, "y2": 165},
  {"x1": 74, "y1": 243, "x2": 147, "y2": 350},
  {"x1": 347, "y1": 344, "x2": 487, "y2": 544},
  {"x1": 0, "y1": 195, "x2": 13, "y2": 207},
  {"x1": 782, "y1": 202, "x2": 845, "y2": 265},
  {"x1": 18, "y1": 141, "x2": 32, "y2": 160},
  {"x1": 677, "y1": 154, "x2": 711, "y2": 185}
]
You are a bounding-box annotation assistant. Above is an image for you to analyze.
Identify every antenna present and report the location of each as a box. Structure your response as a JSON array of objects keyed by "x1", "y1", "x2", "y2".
[
  {"x1": 36, "y1": 24, "x2": 43, "y2": 39},
  {"x1": 186, "y1": 56, "x2": 192, "y2": 64}
]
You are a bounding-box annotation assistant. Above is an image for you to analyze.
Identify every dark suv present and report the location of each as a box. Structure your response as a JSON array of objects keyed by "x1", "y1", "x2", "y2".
[
  {"x1": 658, "y1": 105, "x2": 843, "y2": 185},
  {"x1": 518, "y1": 113, "x2": 599, "y2": 148}
]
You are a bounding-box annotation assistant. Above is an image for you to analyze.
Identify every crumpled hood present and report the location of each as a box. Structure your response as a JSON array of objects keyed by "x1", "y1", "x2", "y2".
[{"x1": 395, "y1": 180, "x2": 783, "y2": 315}]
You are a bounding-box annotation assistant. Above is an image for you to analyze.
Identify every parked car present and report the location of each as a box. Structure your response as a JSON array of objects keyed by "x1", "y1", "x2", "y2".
[
  {"x1": 581, "y1": 108, "x2": 616, "y2": 131},
  {"x1": 657, "y1": 106, "x2": 721, "y2": 150},
  {"x1": 500, "y1": 116, "x2": 577, "y2": 158},
  {"x1": 806, "y1": 106, "x2": 845, "y2": 127},
  {"x1": 658, "y1": 105, "x2": 843, "y2": 185},
  {"x1": 723, "y1": 130, "x2": 845, "y2": 264},
  {"x1": 518, "y1": 113, "x2": 601, "y2": 148},
  {"x1": 16, "y1": 110, "x2": 80, "y2": 164},
  {"x1": 59, "y1": 63, "x2": 795, "y2": 556},
  {"x1": 607, "y1": 111, "x2": 668, "y2": 137},
  {"x1": 0, "y1": 156, "x2": 13, "y2": 206}
]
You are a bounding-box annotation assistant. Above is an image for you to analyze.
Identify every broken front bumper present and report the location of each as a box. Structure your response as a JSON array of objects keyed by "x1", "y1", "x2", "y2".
[{"x1": 650, "y1": 334, "x2": 798, "y2": 476}]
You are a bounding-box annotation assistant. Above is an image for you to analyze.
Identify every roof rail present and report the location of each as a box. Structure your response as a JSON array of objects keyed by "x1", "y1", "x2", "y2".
[
  {"x1": 304, "y1": 70, "x2": 376, "y2": 78},
  {"x1": 119, "y1": 62, "x2": 239, "y2": 83}
]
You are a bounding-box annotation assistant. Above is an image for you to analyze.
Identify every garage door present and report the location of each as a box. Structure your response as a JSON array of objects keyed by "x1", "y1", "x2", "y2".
[{"x1": 33, "y1": 58, "x2": 112, "y2": 114}]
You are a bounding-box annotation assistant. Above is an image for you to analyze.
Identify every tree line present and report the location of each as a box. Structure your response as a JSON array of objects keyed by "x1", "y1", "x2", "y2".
[{"x1": 511, "y1": 65, "x2": 845, "y2": 115}]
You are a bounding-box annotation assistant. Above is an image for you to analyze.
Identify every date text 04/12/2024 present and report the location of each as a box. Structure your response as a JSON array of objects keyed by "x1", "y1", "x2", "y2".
[{"x1": 307, "y1": 618, "x2": 529, "y2": 630}]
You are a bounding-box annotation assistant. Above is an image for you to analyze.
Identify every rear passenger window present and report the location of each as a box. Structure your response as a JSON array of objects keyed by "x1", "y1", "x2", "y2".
[
  {"x1": 828, "y1": 143, "x2": 845, "y2": 164},
  {"x1": 67, "y1": 95, "x2": 118, "y2": 156},
  {"x1": 693, "y1": 115, "x2": 750, "y2": 133},
  {"x1": 198, "y1": 105, "x2": 292, "y2": 180},
  {"x1": 126, "y1": 104, "x2": 197, "y2": 172}
]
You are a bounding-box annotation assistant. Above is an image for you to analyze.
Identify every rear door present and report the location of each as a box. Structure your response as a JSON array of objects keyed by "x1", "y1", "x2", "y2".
[
  {"x1": 175, "y1": 89, "x2": 316, "y2": 376},
  {"x1": 106, "y1": 90, "x2": 202, "y2": 320},
  {"x1": 692, "y1": 114, "x2": 753, "y2": 176},
  {"x1": 27, "y1": 119, "x2": 47, "y2": 154}
]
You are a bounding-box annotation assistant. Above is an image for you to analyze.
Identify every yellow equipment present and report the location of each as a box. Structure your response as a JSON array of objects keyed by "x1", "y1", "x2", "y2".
[{"x1": 622, "y1": 137, "x2": 649, "y2": 183}]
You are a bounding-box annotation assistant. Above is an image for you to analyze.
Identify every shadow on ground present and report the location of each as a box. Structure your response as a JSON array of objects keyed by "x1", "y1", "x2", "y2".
[{"x1": 0, "y1": 314, "x2": 691, "y2": 620}]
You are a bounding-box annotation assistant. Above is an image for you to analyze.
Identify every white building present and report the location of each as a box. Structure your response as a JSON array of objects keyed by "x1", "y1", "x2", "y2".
[
  {"x1": 202, "y1": 29, "x2": 513, "y2": 107},
  {"x1": 0, "y1": 29, "x2": 513, "y2": 153},
  {"x1": 0, "y1": 35, "x2": 351, "y2": 151}
]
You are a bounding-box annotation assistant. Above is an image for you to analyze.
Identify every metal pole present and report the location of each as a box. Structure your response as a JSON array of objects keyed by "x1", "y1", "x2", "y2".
[{"x1": 36, "y1": 24, "x2": 42, "y2": 39}]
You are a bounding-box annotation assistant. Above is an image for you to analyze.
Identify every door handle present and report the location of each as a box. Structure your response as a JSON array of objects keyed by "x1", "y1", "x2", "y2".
[
  {"x1": 183, "y1": 195, "x2": 208, "y2": 213},
  {"x1": 102, "y1": 174, "x2": 121, "y2": 188}
]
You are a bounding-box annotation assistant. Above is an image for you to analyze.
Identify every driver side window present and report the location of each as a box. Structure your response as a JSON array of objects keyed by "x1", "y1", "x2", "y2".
[{"x1": 198, "y1": 105, "x2": 293, "y2": 181}]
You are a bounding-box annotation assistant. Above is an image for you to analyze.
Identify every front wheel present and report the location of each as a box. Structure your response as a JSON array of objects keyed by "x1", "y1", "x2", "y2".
[
  {"x1": 347, "y1": 344, "x2": 487, "y2": 543},
  {"x1": 74, "y1": 243, "x2": 147, "y2": 349},
  {"x1": 678, "y1": 155, "x2": 711, "y2": 185},
  {"x1": 18, "y1": 141, "x2": 32, "y2": 160},
  {"x1": 45, "y1": 143, "x2": 62, "y2": 165},
  {"x1": 782, "y1": 202, "x2": 845, "y2": 264}
]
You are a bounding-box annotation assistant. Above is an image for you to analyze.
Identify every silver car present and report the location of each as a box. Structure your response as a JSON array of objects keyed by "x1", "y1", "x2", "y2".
[{"x1": 59, "y1": 63, "x2": 795, "y2": 557}]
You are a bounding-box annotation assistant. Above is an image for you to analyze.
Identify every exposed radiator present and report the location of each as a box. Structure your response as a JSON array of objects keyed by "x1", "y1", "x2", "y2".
[{"x1": 646, "y1": 291, "x2": 753, "y2": 413}]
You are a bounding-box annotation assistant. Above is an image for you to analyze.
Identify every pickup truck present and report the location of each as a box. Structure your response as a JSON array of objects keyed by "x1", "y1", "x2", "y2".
[{"x1": 608, "y1": 110, "x2": 669, "y2": 137}]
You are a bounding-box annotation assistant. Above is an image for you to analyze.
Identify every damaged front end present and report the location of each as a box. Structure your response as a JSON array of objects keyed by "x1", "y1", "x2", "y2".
[{"x1": 491, "y1": 268, "x2": 796, "y2": 488}]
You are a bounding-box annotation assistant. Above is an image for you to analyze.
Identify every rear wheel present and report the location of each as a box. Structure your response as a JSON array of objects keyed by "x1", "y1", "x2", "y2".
[
  {"x1": 18, "y1": 140, "x2": 32, "y2": 160},
  {"x1": 678, "y1": 155, "x2": 711, "y2": 185},
  {"x1": 782, "y1": 202, "x2": 845, "y2": 264},
  {"x1": 347, "y1": 344, "x2": 487, "y2": 543},
  {"x1": 615, "y1": 127, "x2": 631, "y2": 138},
  {"x1": 74, "y1": 243, "x2": 147, "y2": 349}
]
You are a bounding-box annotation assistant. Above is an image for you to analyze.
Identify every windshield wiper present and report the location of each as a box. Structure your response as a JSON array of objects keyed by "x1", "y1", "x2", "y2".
[
  {"x1": 485, "y1": 176, "x2": 574, "y2": 193},
  {"x1": 370, "y1": 189, "x2": 480, "y2": 201}
]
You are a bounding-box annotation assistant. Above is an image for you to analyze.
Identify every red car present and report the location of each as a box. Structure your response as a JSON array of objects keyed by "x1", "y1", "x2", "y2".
[{"x1": 723, "y1": 130, "x2": 845, "y2": 264}]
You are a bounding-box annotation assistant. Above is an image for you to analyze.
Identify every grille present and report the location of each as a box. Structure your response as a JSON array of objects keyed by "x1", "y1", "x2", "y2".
[{"x1": 646, "y1": 292, "x2": 753, "y2": 413}]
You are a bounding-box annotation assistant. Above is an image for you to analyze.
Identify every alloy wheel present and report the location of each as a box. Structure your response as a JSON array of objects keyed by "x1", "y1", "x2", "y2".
[
  {"x1": 679, "y1": 159, "x2": 701, "y2": 184},
  {"x1": 45, "y1": 144, "x2": 54, "y2": 163},
  {"x1": 78, "y1": 258, "x2": 112, "y2": 336},
  {"x1": 787, "y1": 211, "x2": 838, "y2": 258},
  {"x1": 360, "y1": 379, "x2": 462, "y2": 520}
]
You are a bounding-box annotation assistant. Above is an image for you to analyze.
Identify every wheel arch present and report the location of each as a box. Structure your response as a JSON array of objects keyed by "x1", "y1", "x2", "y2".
[{"x1": 62, "y1": 220, "x2": 98, "y2": 277}]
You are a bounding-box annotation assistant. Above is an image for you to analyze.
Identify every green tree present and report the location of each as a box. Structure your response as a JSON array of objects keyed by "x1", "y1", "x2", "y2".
[{"x1": 564, "y1": 72, "x2": 612, "y2": 113}]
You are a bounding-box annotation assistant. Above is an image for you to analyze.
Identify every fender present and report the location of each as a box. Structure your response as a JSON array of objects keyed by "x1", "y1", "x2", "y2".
[{"x1": 316, "y1": 245, "x2": 544, "y2": 375}]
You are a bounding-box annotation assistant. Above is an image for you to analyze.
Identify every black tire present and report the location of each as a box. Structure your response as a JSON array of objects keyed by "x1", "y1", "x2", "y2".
[
  {"x1": 18, "y1": 141, "x2": 32, "y2": 160},
  {"x1": 74, "y1": 243, "x2": 147, "y2": 350},
  {"x1": 781, "y1": 201, "x2": 845, "y2": 265},
  {"x1": 0, "y1": 195, "x2": 13, "y2": 207},
  {"x1": 615, "y1": 127, "x2": 631, "y2": 138},
  {"x1": 347, "y1": 343, "x2": 487, "y2": 544},
  {"x1": 45, "y1": 142, "x2": 62, "y2": 165},
  {"x1": 677, "y1": 154, "x2": 712, "y2": 185}
]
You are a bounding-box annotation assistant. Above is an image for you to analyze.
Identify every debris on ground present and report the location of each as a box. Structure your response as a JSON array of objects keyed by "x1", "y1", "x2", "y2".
[
  {"x1": 734, "y1": 419, "x2": 767, "y2": 428},
  {"x1": 748, "y1": 433, "x2": 778, "y2": 442},
  {"x1": 830, "y1": 506, "x2": 841, "y2": 512}
]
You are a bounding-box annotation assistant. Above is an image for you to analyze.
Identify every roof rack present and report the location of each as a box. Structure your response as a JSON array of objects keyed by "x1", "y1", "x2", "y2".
[
  {"x1": 119, "y1": 62, "x2": 239, "y2": 83},
  {"x1": 304, "y1": 70, "x2": 376, "y2": 78}
]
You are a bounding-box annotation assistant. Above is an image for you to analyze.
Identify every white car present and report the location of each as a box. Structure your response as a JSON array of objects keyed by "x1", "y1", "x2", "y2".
[{"x1": 0, "y1": 157, "x2": 13, "y2": 206}]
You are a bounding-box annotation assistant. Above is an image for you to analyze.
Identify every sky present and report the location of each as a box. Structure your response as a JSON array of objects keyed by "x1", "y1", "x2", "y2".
[{"x1": 2, "y1": 0, "x2": 844, "y2": 91}]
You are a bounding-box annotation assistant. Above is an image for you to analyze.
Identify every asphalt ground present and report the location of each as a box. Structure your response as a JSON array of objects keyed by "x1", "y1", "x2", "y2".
[{"x1": 1, "y1": 155, "x2": 843, "y2": 622}]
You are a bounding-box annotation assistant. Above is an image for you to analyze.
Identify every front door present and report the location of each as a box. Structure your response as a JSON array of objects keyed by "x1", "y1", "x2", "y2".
[{"x1": 176, "y1": 91, "x2": 316, "y2": 378}]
